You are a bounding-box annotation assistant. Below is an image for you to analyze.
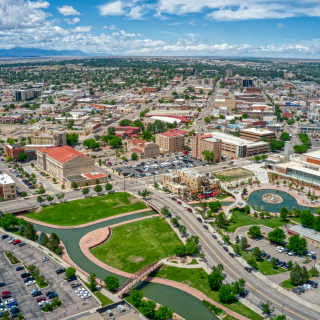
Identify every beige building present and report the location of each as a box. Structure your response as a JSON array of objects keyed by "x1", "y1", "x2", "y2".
[
  {"x1": 127, "y1": 138, "x2": 160, "y2": 159},
  {"x1": 30, "y1": 131, "x2": 67, "y2": 146},
  {"x1": 191, "y1": 132, "x2": 269, "y2": 159},
  {"x1": 240, "y1": 128, "x2": 276, "y2": 142},
  {"x1": 37, "y1": 145, "x2": 96, "y2": 185},
  {"x1": 163, "y1": 168, "x2": 221, "y2": 198},
  {"x1": 214, "y1": 97, "x2": 236, "y2": 109},
  {"x1": 146, "y1": 110, "x2": 198, "y2": 118},
  {"x1": 155, "y1": 129, "x2": 188, "y2": 154},
  {"x1": 190, "y1": 134, "x2": 222, "y2": 162},
  {"x1": 0, "y1": 174, "x2": 16, "y2": 200}
]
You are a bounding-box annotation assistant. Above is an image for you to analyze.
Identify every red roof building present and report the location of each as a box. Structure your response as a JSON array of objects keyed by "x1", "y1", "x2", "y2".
[{"x1": 127, "y1": 138, "x2": 160, "y2": 159}]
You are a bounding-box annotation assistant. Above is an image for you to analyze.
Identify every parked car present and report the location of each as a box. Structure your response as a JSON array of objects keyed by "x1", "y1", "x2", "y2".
[
  {"x1": 26, "y1": 280, "x2": 36, "y2": 286},
  {"x1": 37, "y1": 297, "x2": 46, "y2": 303},
  {"x1": 71, "y1": 281, "x2": 81, "y2": 288},
  {"x1": 223, "y1": 246, "x2": 229, "y2": 252},
  {"x1": 32, "y1": 291, "x2": 42, "y2": 297},
  {"x1": 55, "y1": 268, "x2": 66, "y2": 274},
  {"x1": 23, "y1": 277, "x2": 34, "y2": 283},
  {"x1": 187, "y1": 208, "x2": 192, "y2": 213},
  {"x1": 67, "y1": 276, "x2": 77, "y2": 282},
  {"x1": 0, "y1": 283, "x2": 5, "y2": 288},
  {"x1": 229, "y1": 253, "x2": 235, "y2": 258},
  {"x1": 16, "y1": 266, "x2": 24, "y2": 271},
  {"x1": 18, "y1": 242, "x2": 26, "y2": 247},
  {"x1": 12, "y1": 239, "x2": 21, "y2": 245},
  {"x1": 47, "y1": 293, "x2": 58, "y2": 299},
  {"x1": 21, "y1": 273, "x2": 30, "y2": 279},
  {"x1": 212, "y1": 235, "x2": 217, "y2": 239},
  {"x1": 41, "y1": 257, "x2": 50, "y2": 262},
  {"x1": 244, "y1": 267, "x2": 252, "y2": 273},
  {"x1": 45, "y1": 291, "x2": 55, "y2": 297},
  {"x1": 1, "y1": 235, "x2": 8, "y2": 239}
]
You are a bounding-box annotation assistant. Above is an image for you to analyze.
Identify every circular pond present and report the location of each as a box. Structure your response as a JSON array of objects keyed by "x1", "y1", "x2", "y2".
[{"x1": 247, "y1": 189, "x2": 316, "y2": 213}]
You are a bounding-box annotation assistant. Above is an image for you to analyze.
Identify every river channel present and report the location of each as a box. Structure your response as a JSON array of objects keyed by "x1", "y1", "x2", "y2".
[{"x1": 31, "y1": 211, "x2": 217, "y2": 320}]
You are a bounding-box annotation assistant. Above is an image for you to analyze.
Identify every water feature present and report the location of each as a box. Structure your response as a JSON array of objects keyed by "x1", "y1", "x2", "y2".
[
  {"x1": 31, "y1": 211, "x2": 217, "y2": 320},
  {"x1": 248, "y1": 189, "x2": 316, "y2": 213}
]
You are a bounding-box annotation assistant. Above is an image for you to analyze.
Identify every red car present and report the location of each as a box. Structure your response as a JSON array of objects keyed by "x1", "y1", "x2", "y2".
[
  {"x1": 37, "y1": 297, "x2": 47, "y2": 303},
  {"x1": 12, "y1": 239, "x2": 21, "y2": 245},
  {"x1": 177, "y1": 201, "x2": 181, "y2": 205},
  {"x1": 247, "y1": 244, "x2": 251, "y2": 248},
  {"x1": 2, "y1": 291, "x2": 11, "y2": 298},
  {"x1": 187, "y1": 208, "x2": 192, "y2": 212}
]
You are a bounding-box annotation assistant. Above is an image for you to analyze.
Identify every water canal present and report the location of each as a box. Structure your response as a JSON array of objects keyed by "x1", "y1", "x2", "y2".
[{"x1": 31, "y1": 211, "x2": 218, "y2": 320}]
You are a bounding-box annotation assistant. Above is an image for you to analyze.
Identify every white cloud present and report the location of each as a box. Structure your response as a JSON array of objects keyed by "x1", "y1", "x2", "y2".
[
  {"x1": 109, "y1": 25, "x2": 116, "y2": 30},
  {"x1": 73, "y1": 26, "x2": 92, "y2": 32},
  {"x1": 189, "y1": 19, "x2": 196, "y2": 25},
  {"x1": 64, "y1": 17, "x2": 80, "y2": 24},
  {"x1": 99, "y1": 1, "x2": 124, "y2": 16},
  {"x1": 103, "y1": 26, "x2": 108, "y2": 29},
  {"x1": 58, "y1": 5, "x2": 80, "y2": 16},
  {"x1": 127, "y1": 5, "x2": 148, "y2": 19},
  {"x1": 168, "y1": 22, "x2": 182, "y2": 25}
]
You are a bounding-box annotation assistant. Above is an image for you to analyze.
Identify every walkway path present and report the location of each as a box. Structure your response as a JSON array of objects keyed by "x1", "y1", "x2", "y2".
[
  {"x1": 77, "y1": 216, "x2": 252, "y2": 320},
  {"x1": 17, "y1": 208, "x2": 152, "y2": 229}
]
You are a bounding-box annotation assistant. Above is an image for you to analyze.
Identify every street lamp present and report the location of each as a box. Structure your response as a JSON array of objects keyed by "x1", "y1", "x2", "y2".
[{"x1": 282, "y1": 303, "x2": 285, "y2": 314}]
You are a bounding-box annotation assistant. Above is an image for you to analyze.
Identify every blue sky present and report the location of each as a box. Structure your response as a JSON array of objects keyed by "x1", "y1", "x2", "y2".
[{"x1": 2, "y1": 0, "x2": 320, "y2": 57}]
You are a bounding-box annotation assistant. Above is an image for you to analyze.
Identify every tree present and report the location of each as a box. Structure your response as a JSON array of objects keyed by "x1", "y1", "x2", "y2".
[
  {"x1": 105, "y1": 183, "x2": 113, "y2": 191},
  {"x1": 174, "y1": 244, "x2": 185, "y2": 256},
  {"x1": 107, "y1": 127, "x2": 115, "y2": 135},
  {"x1": 287, "y1": 234, "x2": 307, "y2": 255},
  {"x1": 270, "y1": 316, "x2": 286, "y2": 320},
  {"x1": 104, "y1": 275, "x2": 119, "y2": 292},
  {"x1": 234, "y1": 245, "x2": 241, "y2": 256},
  {"x1": 119, "y1": 119, "x2": 131, "y2": 126},
  {"x1": 37, "y1": 195, "x2": 44, "y2": 205},
  {"x1": 131, "y1": 290, "x2": 143, "y2": 307},
  {"x1": 140, "y1": 299, "x2": 156, "y2": 319},
  {"x1": 88, "y1": 272, "x2": 96, "y2": 291},
  {"x1": 218, "y1": 284, "x2": 235, "y2": 302},
  {"x1": 94, "y1": 185, "x2": 103, "y2": 193},
  {"x1": 248, "y1": 226, "x2": 262, "y2": 239},
  {"x1": 268, "y1": 228, "x2": 286, "y2": 244},
  {"x1": 187, "y1": 235, "x2": 199, "y2": 245},
  {"x1": 131, "y1": 152, "x2": 138, "y2": 160},
  {"x1": 280, "y1": 206, "x2": 289, "y2": 221},
  {"x1": 19, "y1": 224, "x2": 26, "y2": 235},
  {"x1": 46, "y1": 195, "x2": 54, "y2": 203},
  {"x1": 300, "y1": 209, "x2": 315, "y2": 227},
  {"x1": 179, "y1": 225, "x2": 187, "y2": 236},
  {"x1": 239, "y1": 237, "x2": 248, "y2": 250},
  {"x1": 82, "y1": 187, "x2": 90, "y2": 197},
  {"x1": 271, "y1": 257, "x2": 277, "y2": 269},
  {"x1": 161, "y1": 206, "x2": 170, "y2": 217},
  {"x1": 83, "y1": 139, "x2": 100, "y2": 150},
  {"x1": 141, "y1": 189, "x2": 150, "y2": 197},
  {"x1": 287, "y1": 260, "x2": 293, "y2": 270},
  {"x1": 233, "y1": 278, "x2": 246, "y2": 295},
  {"x1": 47, "y1": 233, "x2": 60, "y2": 251},
  {"x1": 66, "y1": 133, "x2": 79, "y2": 146},
  {"x1": 24, "y1": 222, "x2": 36, "y2": 240},
  {"x1": 41, "y1": 233, "x2": 49, "y2": 246},
  {"x1": 254, "y1": 155, "x2": 261, "y2": 162},
  {"x1": 65, "y1": 267, "x2": 76, "y2": 278},
  {"x1": 38, "y1": 232, "x2": 45, "y2": 245},
  {"x1": 252, "y1": 247, "x2": 262, "y2": 261},
  {"x1": 155, "y1": 305, "x2": 174, "y2": 320},
  {"x1": 17, "y1": 153, "x2": 28, "y2": 161},
  {"x1": 261, "y1": 300, "x2": 274, "y2": 314},
  {"x1": 71, "y1": 182, "x2": 78, "y2": 189},
  {"x1": 247, "y1": 258, "x2": 258, "y2": 269},
  {"x1": 202, "y1": 150, "x2": 215, "y2": 163},
  {"x1": 109, "y1": 136, "x2": 122, "y2": 148},
  {"x1": 185, "y1": 241, "x2": 198, "y2": 255},
  {"x1": 0, "y1": 213, "x2": 18, "y2": 230},
  {"x1": 208, "y1": 271, "x2": 224, "y2": 290},
  {"x1": 208, "y1": 201, "x2": 222, "y2": 212},
  {"x1": 215, "y1": 212, "x2": 226, "y2": 227},
  {"x1": 52, "y1": 177, "x2": 56, "y2": 184}
]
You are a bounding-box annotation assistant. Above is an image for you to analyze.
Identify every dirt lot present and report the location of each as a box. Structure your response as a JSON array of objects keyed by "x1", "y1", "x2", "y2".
[{"x1": 214, "y1": 167, "x2": 254, "y2": 182}]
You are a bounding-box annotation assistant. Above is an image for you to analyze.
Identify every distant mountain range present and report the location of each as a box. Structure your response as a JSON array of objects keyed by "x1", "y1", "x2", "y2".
[{"x1": 0, "y1": 47, "x2": 112, "y2": 57}]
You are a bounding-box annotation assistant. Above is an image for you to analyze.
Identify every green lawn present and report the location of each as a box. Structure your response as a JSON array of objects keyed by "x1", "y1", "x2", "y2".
[
  {"x1": 90, "y1": 217, "x2": 183, "y2": 273},
  {"x1": 150, "y1": 266, "x2": 264, "y2": 320},
  {"x1": 218, "y1": 210, "x2": 291, "y2": 233},
  {"x1": 25, "y1": 192, "x2": 147, "y2": 226},
  {"x1": 214, "y1": 168, "x2": 254, "y2": 183},
  {"x1": 280, "y1": 279, "x2": 295, "y2": 291},
  {"x1": 224, "y1": 315, "x2": 239, "y2": 320},
  {"x1": 83, "y1": 281, "x2": 113, "y2": 306},
  {"x1": 241, "y1": 251, "x2": 287, "y2": 275},
  {"x1": 187, "y1": 259, "x2": 199, "y2": 265}
]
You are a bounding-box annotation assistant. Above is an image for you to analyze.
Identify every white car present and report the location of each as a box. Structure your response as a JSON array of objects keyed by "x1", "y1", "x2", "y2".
[
  {"x1": 5, "y1": 299, "x2": 15, "y2": 305},
  {"x1": 0, "y1": 307, "x2": 7, "y2": 312},
  {"x1": 8, "y1": 238, "x2": 17, "y2": 244},
  {"x1": 75, "y1": 288, "x2": 85, "y2": 293},
  {"x1": 26, "y1": 280, "x2": 36, "y2": 286},
  {"x1": 77, "y1": 290, "x2": 88, "y2": 296},
  {"x1": 41, "y1": 257, "x2": 50, "y2": 262},
  {"x1": 182, "y1": 204, "x2": 187, "y2": 208},
  {"x1": 154, "y1": 171, "x2": 159, "y2": 175},
  {"x1": 238, "y1": 235, "x2": 242, "y2": 240},
  {"x1": 307, "y1": 252, "x2": 316, "y2": 256},
  {"x1": 30, "y1": 289, "x2": 39, "y2": 294},
  {"x1": 146, "y1": 173, "x2": 151, "y2": 176},
  {"x1": 288, "y1": 251, "x2": 294, "y2": 256},
  {"x1": 81, "y1": 293, "x2": 91, "y2": 299},
  {"x1": 278, "y1": 248, "x2": 285, "y2": 253}
]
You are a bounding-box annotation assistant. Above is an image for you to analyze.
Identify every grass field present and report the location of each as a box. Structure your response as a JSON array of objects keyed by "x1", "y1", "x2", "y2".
[
  {"x1": 280, "y1": 279, "x2": 295, "y2": 291},
  {"x1": 26, "y1": 192, "x2": 147, "y2": 226},
  {"x1": 90, "y1": 217, "x2": 183, "y2": 273},
  {"x1": 218, "y1": 210, "x2": 291, "y2": 233},
  {"x1": 214, "y1": 168, "x2": 254, "y2": 182},
  {"x1": 150, "y1": 265, "x2": 263, "y2": 320},
  {"x1": 241, "y1": 251, "x2": 287, "y2": 276}
]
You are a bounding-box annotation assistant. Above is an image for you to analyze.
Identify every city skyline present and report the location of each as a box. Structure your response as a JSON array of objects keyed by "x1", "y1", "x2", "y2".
[{"x1": 2, "y1": 0, "x2": 320, "y2": 57}]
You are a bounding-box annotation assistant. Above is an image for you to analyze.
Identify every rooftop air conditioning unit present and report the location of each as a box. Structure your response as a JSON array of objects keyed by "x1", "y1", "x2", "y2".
[
  {"x1": 107, "y1": 310, "x2": 113, "y2": 316},
  {"x1": 117, "y1": 305, "x2": 125, "y2": 313}
]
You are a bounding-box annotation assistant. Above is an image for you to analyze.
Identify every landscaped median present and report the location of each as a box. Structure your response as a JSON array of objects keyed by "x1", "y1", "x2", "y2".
[{"x1": 25, "y1": 192, "x2": 148, "y2": 227}]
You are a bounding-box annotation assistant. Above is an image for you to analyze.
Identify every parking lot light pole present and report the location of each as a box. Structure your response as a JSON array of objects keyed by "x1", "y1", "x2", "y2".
[{"x1": 282, "y1": 303, "x2": 285, "y2": 314}]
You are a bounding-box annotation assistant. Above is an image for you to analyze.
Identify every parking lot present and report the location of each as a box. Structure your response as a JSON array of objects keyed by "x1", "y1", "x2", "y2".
[
  {"x1": 107, "y1": 154, "x2": 206, "y2": 178},
  {"x1": 229, "y1": 225, "x2": 320, "y2": 270},
  {"x1": 0, "y1": 231, "x2": 98, "y2": 320}
]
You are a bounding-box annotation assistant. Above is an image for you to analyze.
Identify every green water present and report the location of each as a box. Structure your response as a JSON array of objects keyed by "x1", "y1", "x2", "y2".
[
  {"x1": 247, "y1": 189, "x2": 316, "y2": 213},
  {"x1": 31, "y1": 211, "x2": 217, "y2": 320}
]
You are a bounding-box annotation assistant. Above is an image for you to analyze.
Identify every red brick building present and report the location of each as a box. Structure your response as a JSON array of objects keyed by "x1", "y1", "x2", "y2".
[
  {"x1": 246, "y1": 87, "x2": 262, "y2": 94},
  {"x1": 143, "y1": 87, "x2": 158, "y2": 93}
]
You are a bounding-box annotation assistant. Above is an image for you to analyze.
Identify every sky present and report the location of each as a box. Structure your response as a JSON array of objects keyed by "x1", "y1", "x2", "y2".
[{"x1": 2, "y1": 0, "x2": 320, "y2": 58}]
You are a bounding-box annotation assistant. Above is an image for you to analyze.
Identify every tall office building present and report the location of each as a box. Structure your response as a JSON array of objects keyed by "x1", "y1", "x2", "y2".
[
  {"x1": 242, "y1": 79, "x2": 253, "y2": 87},
  {"x1": 15, "y1": 86, "x2": 43, "y2": 101}
]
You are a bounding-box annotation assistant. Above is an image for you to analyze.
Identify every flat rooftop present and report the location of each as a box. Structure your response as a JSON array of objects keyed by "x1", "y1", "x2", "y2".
[
  {"x1": 0, "y1": 173, "x2": 14, "y2": 185},
  {"x1": 204, "y1": 132, "x2": 268, "y2": 147},
  {"x1": 240, "y1": 128, "x2": 275, "y2": 135},
  {"x1": 303, "y1": 150, "x2": 320, "y2": 159},
  {"x1": 288, "y1": 224, "x2": 320, "y2": 243}
]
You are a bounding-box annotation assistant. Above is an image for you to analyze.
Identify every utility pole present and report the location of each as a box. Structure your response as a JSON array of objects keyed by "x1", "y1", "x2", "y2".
[{"x1": 124, "y1": 175, "x2": 125, "y2": 191}]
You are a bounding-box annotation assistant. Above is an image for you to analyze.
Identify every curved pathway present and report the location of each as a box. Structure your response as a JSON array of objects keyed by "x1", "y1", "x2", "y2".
[
  {"x1": 17, "y1": 208, "x2": 152, "y2": 229},
  {"x1": 246, "y1": 183, "x2": 319, "y2": 208},
  {"x1": 78, "y1": 216, "x2": 252, "y2": 320}
]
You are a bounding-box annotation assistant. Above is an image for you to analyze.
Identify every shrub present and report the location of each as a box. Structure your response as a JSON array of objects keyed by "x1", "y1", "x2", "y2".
[{"x1": 65, "y1": 267, "x2": 76, "y2": 278}]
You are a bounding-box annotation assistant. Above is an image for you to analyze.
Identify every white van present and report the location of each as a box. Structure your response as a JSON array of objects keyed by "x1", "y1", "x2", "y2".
[
  {"x1": 144, "y1": 165, "x2": 150, "y2": 170},
  {"x1": 173, "y1": 161, "x2": 178, "y2": 165}
]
